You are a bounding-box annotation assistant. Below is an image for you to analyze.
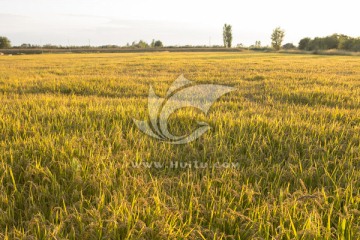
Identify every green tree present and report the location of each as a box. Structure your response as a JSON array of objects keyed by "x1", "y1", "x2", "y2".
[
  {"x1": 271, "y1": 27, "x2": 285, "y2": 50},
  {"x1": 323, "y1": 34, "x2": 340, "y2": 49},
  {"x1": 138, "y1": 40, "x2": 149, "y2": 48},
  {"x1": 223, "y1": 24, "x2": 232, "y2": 48},
  {"x1": 302, "y1": 34, "x2": 347, "y2": 51},
  {"x1": 298, "y1": 37, "x2": 311, "y2": 50},
  {"x1": 132, "y1": 40, "x2": 149, "y2": 48},
  {"x1": 154, "y1": 40, "x2": 163, "y2": 48},
  {"x1": 339, "y1": 37, "x2": 360, "y2": 51},
  {"x1": 0, "y1": 36, "x2": 11, "y2": 48}
]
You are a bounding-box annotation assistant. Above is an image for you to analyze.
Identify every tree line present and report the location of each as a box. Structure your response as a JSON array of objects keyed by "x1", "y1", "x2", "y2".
[
  {"x1": 222, "y1": 24, "x2": 287, "y2": 50},
  {"x1": 0, "y1": 38, "x2": 164, "y2": 49},
  {"x1": 222, "y1": 24, "x2": 360, "y2": 52},
  {"x1": 298, "y1": 34, "x2": 360, "y2": 52},
  {"x1": 1, "y1": 27, "x2": 359, "y2": 52}
]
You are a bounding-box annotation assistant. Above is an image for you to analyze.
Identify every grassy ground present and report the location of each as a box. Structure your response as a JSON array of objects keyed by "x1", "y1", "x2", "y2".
[{"x1": 0, "y1": 52, "x2": 359, "y2": 239}]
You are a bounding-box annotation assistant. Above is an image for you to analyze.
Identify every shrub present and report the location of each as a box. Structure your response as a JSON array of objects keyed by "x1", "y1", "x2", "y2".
[{"x1": 282, "y1": 43, "x2": 296, "y2": 49}]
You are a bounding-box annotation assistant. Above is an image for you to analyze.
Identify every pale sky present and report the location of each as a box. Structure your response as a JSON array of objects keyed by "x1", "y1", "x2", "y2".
[{"x1": 1, "y1": 0, "x2": 359, "y2": 47}]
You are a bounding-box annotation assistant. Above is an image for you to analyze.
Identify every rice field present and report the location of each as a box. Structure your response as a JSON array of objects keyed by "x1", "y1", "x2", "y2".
[{"x1": 0, "y1": 52, "x2": 359, "y2": 239}]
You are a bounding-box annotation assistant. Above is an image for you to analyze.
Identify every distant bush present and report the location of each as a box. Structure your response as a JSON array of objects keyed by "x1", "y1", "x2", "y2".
[
  {"x1": 282, "y1": 43, "x2": 296, "y2": 49},
  {"x1": 249, "y1": 47, "x2": 271, "y2": 51},
  {"x1": 131, "y1": 40, "x2": 149, "y2": 48},
  {"x1": 99, "y1": 45, "x2": 120, "y2": 48},
  {"x1": 18, "y1": 43, "x2": 41, "y2": 48},
  {"x1": 43, "y1": 44, "x2": 61, "y2": 49}
]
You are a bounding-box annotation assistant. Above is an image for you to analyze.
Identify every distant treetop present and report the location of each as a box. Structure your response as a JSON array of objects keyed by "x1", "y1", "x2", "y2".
[{"x1": 0, "y1": 36, "x2": 11, "y2": 49}]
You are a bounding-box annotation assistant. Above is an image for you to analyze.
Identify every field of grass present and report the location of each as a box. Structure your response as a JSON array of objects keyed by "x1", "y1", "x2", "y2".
[{"x1": 0, "y1": 52, "x2": 359, "y2": 239}]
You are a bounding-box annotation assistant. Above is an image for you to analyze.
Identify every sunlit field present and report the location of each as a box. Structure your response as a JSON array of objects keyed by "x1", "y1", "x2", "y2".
[{"x1": 0, "y1": 52, "x2": 359, "y2": 239}]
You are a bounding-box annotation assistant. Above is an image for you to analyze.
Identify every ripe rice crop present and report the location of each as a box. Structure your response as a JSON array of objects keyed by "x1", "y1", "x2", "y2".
[{"x1": 0, "y1": 52, "x2": 359, "y2": 239}]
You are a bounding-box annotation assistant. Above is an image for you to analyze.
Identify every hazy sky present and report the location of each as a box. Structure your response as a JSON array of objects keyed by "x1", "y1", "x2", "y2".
[{"x1": 1, "y1": 0, "x2": 359, "y2": 46}]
